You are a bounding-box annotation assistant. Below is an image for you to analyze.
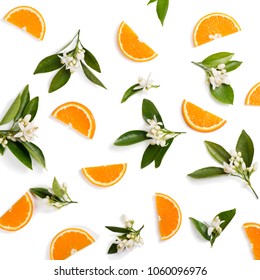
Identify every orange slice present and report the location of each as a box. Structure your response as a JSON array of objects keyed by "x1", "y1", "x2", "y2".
[
  {"x1": 155, "y1": 193, "x2": 182, "y2": 240},
  {"x1": 52, "y1": 101, "x2": 96, "y2": 139},
  {"x1": 243, "y1": 223, "x2": 260, "y2": 260},
  {"x1": 193, "y1": 12, "x2": 241, "y2": 47},
  {"x1": 0, "y1": 192, "x2": 33, "y2": 231},
  {"x1": 117, "y1": 21, "x2": 157, "y2": 62},
  {"x1": 50, "y1": 228, "x2": 95, "y2": 260},
  {"x1": 81, "y1": 163, "x2": 127, "y2": 187},
  {"x1": 182, "y1": 100, "x2": 226, "y2": 132},
  {"x1": 245, "y1": 82, "x2": 260, "y2": 105},
  {"x1": 4, "y1": 6, "x2": 46, "y2": 40}
]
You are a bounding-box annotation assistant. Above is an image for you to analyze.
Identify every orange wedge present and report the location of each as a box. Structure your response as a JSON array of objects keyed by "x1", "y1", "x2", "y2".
[
  {"x1": 52, "y1": 101, "x2": 96, "y2": 139},
  {"x1": 245, "y1": 82, "x2": 260, "y2": 105},
  {"x1": 82, "y1": 163, "x2": 127, "y2": 187},
  {"x1": 193, "y1": 12, "x2": 241, "y2": 47},
  {"x1": 117, "y1": 21, "x2": 157, "y2": 62},
  {"x1": 50, "y1": 227, "x2": 95, "y2": 260},
  {"x1": 4, "y1": 6, "x2": 46, "y2": 40},
  {"x1": 243, "y1": 223, "x2": 260, "y2": 260},
  {"x1": 0, "y1": 192, "x2": 33, "y2": 231},
  {"x1": 155, "y1": 193, "x2": 182, "y2": 240},
  {"x1": 182, "y1": 100, "x2": 226, "y2": 132}
]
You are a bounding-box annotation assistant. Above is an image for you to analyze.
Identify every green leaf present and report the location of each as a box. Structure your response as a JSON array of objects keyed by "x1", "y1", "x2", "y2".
[
  {"x1": 147, "y1": 0, "x2": 157, "y2": 4},
  {"x1": 80, "y1": 61, "x2": 106, "y2": 89},
  {"x1": 210, "y1": 84, "x2": 234, "y2": 104},
  {"x1": 189, "y1": 217, "x2": 210, "y2": 241},
  {"x1": 30, "y1": 187, "x2": 53, "y2": 199},
  {"x1": 22, "y1": 97, "x2": 39, "y2": 121},
  {"x1": 142, "y1": 99, "x2": 163, "y2": 126},
  {"x1": 141, "y1": 144, "x2": 162, "y2": 168},
  {"x1": 7, "y1": 141, "x2": 32, "y2": 169},
  {"x1": 225, "y1": 61, "x2": 242, "y2": 72},
  {"x1": 0, "y1": 93, "x2": 21, "y2": 125},
  {"x1": 105, "y1": 226, "x2": 132, "y2": 234},
  {"x1": 205, "y1": 141, "x2": 231, "y2": 164},
  {"x1": 217, "y1": 208, "x2": 236, "y2": 231},
  {"x1": 0, "y1": 145, "x2": 5, "y2": 155},
  {"x1": 236, "y1": 130, "x2": 254, "y2": 167},
  {"x1": 121, "y1": 84, "x2": 140, "y2": 103},
  {"x1": 49, "y1": 67, "x2": 71, "y2": 93},
  {"x1": 14, "y1": 85, "x2": 30, "y2": 122},
  {"x1": 83, "y1": 47, "x2": 101, "y2": 73},
  {"x1": 188, "y1": 167, "x2": 226, "y2": 178},
  {"x1": 156, "y1": 0, "x2": 169, "y2": 25},
  {"x1": 114, "y1": 130, "x2": 149, "y2": 146},
  {"x1": 201, "y1": 52, "x2": 234, "y2": 68},
  {"x1": 107, "y1": 243, "x2": 118, "y2": 254},
  {"x1": 34, "y1": 54, "x2": 63, "y2": 74},
  {"x1": 21, "y1": 142, "x2": 46, "y2": 168},
  {"x1": 52, "y1": 177, "x2": 63, "y2": 198},
  {"x1": 154, "y1": 138, "x2": 173, "y2": 168}
]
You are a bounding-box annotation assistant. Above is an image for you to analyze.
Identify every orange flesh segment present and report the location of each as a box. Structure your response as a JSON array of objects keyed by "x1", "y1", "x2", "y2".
[
  {"x1": 0, "y1": 193, "x2": 33, "y2": 231},
  {"x1": 155, "y1": 193, "x2": 182, "y2": 240},
  {"x1": 118, "y1": 22, "x2": 157, "y2": 61}
]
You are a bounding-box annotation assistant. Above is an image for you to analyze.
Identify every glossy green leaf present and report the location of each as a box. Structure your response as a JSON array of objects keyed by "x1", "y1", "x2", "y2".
[
  {"x1": 52, "y1": 177, "x2": 63, "y2": 198},
  {"x1": 21, "y1": 142, "x2": 45, "y2": 168},
  {"x1": 201, "y1": 52, "x2": 234, "y2": 68},
  {"x1": 105, "y1": 226, "x2": 132, "y2": 234},
  {"x1": 205, "y1": 141, "x2": 231, "y2": 164},
  {"x1": 225, "y1": 61, "x2": 242, "y2": 72},
  {"x1": 0, "y1": 145, "x2": 5, "y2": 155},
  {"x1": 210, "y1": 84, "x2": 234, "y2": 104},
  {"x1": 7, "y1": 141, "x2": 32, "y2": 169},
  {"x1": 189, "y1": 217, "x2": 210, "y2": 241},
  {"x1": 30, "y1": 187, "x2": 53, "y2": 199},
  {"x1": 22, "y1": 97, "x2": 39, "y2": 121},
  {"x1": 156, "y1": 0, "x2": 169, "y2": 25},
  {"x1": 83, "y1": 47, "x2": 101, "y2": 73},
  {"x1": 49, "y1": 67, "x2": 71, "y2": 93},
  {"x1": 14, "y1": 85, "x2": 30, "y2": 122},
  {"x1": 141, "y1": 144, "x2": 162, "y2": 168},
  {"x1": 114, "y1": 130, "x2": 149, "y2": 146},
  {"x1": 34, "y1": 54, "x2": 63, "y2": 74},
  {"x1": 80, "y1": 61, "x2": 106, "y2": 89},
  {"x1": 236, "y1": 130, "x2": 254, "y2": 167},
  {"x1": 107, "y1": 243, "x2": 118, "y2": 254},
  {"x1": 0, "y1": 93, "x2": 21, "y2": 125},
  {"x1": 217, "y1": 208, "x2": 236, "y2": 231},
  {"x1": 188, "y1": 167, "x2": 226, "y2": 178},
  {"x1": 142, "y1": 99, "x2": 163, "y2": 126},
  {"x1": 147, "y1": 0, "x2": 157, "y2": 4},
  {"x1": 154, "y1": 138, "x2": 173, "y2": 168},
  {"x1": 121, "y1": 84, "x2": 140, "y2": 103}
]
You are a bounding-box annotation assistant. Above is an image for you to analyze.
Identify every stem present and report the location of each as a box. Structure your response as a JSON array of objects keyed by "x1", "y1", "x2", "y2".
[
  {"x1": 246, "y1": 180, "x2": 258, "y2": 199},
  {"x1": 191, "y1": 61, "x2": 211, "y2": 75},
  {"x1": 136, "y1": 225, "x2": 144, "y2": 233}
]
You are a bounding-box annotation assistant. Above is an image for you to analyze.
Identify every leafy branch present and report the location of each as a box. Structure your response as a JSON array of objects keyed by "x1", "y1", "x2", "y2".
[
  {"x1": 0, "y1": 85, "x2": 45, "y2": 169},
  {"x1": 34, "y1": 30, "x2": 106, "y2": 93}
]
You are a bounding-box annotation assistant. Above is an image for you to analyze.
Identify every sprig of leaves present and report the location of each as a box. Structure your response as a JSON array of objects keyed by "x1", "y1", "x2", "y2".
[
  {"x1": 188, "y1": 130, "x2": 258, "y2": 199},
  {"x1": 34, "y1": 30, "x2": 106, "y2": 93},
  {"x1": 121, "y1": 73, "x2": 159, "y2": 103},
  {"x1": 0, "y1": 85, "x2": 45, "y2": 169},
  {"x1": 114, "y1": 99, "x2": 185, "y2": 168},
  {"x1": 30, "y1": 177, "x2": 77, "y2": 208},
  {"x1": 148, "y1": 0, "x2": 169, "y2": 25},
  {"x1": 190, "y1": 208, "x2": 236, "y2": 247},
  {"x1": 192, "y1": 52, "x2": 242, "y2": 104},
  {"x1": 106, "y1": 217, "x2": 144, "y2": 254}
]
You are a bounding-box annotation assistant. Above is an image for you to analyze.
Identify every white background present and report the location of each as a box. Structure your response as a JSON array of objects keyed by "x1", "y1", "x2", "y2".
[{"x1": 0, "y1": 0, "x2": 260, "y2": 279}]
